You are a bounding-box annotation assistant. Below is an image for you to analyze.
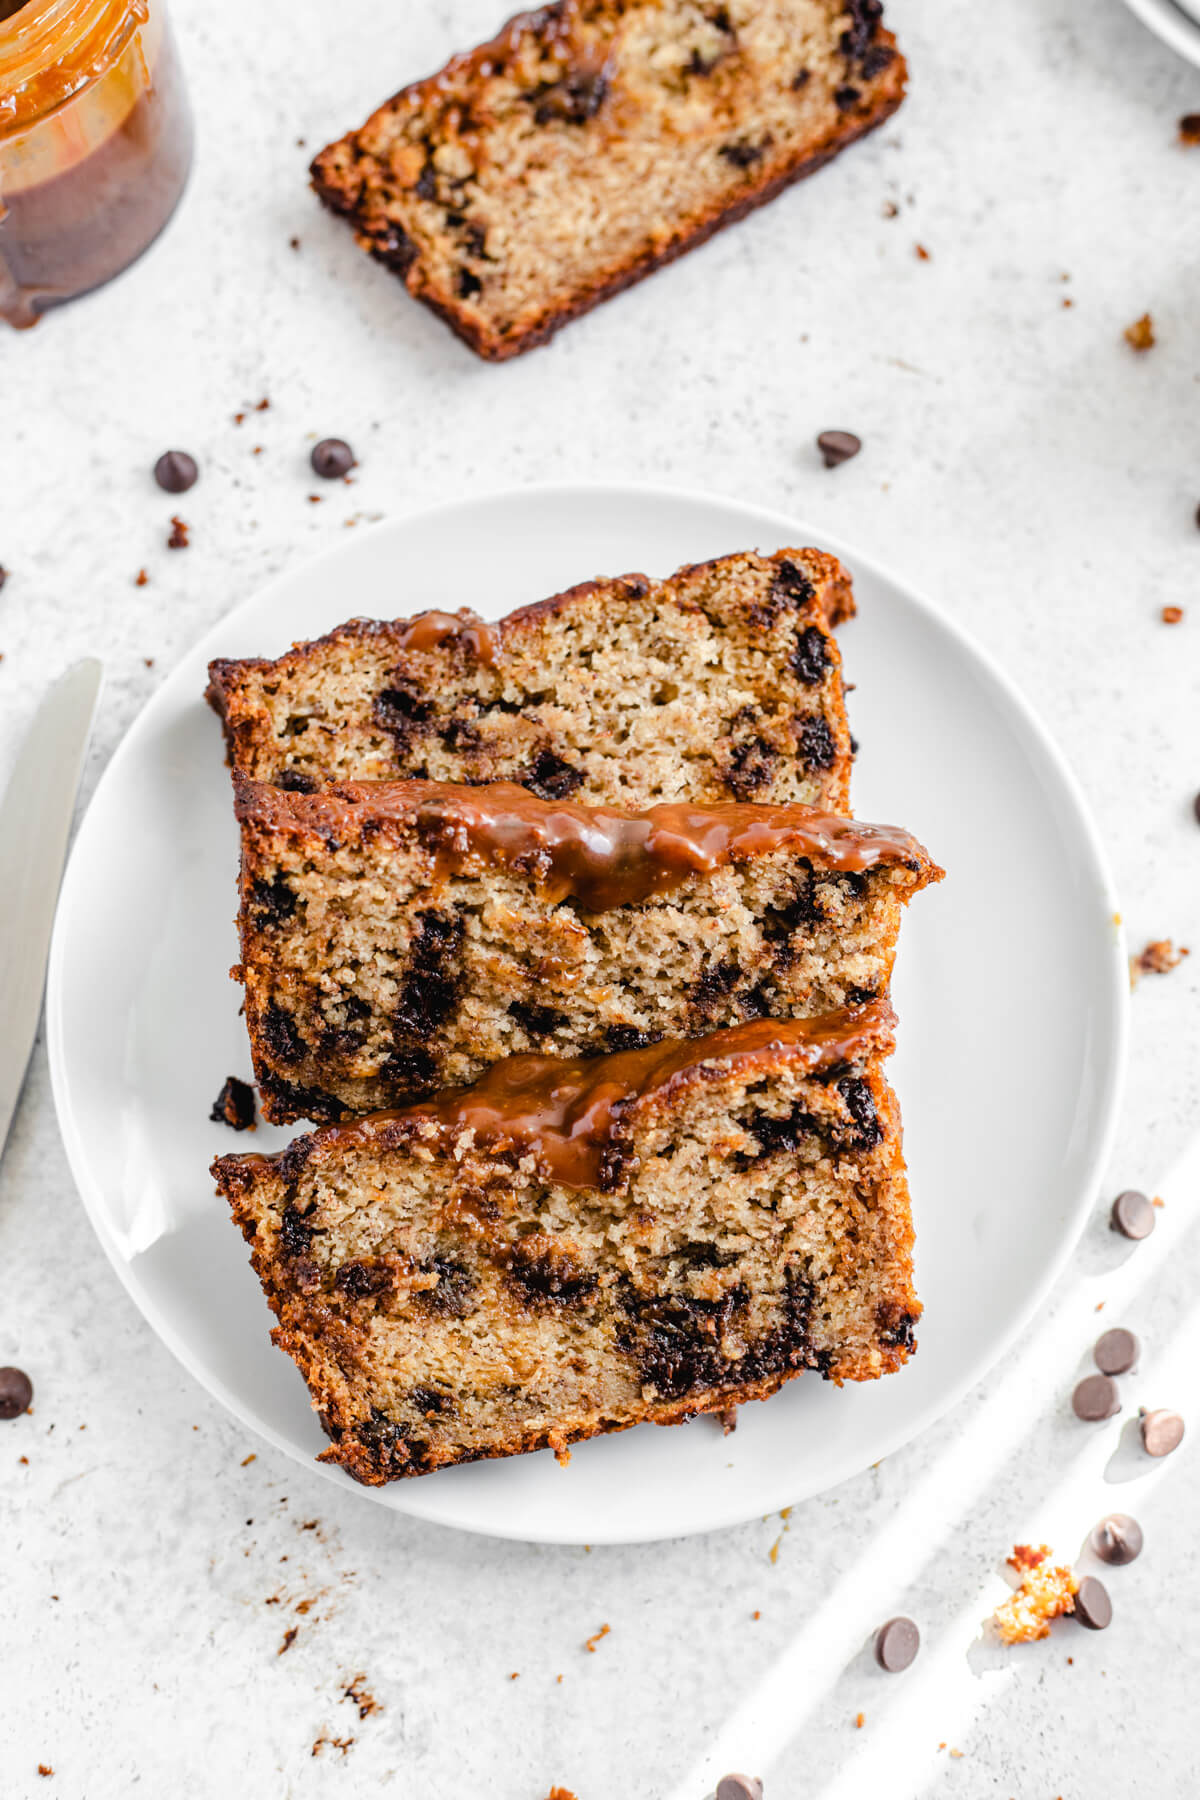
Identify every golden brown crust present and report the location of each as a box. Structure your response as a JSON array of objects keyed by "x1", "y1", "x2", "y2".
[{"x1": 309, "y1": 2, "x2": 906, "y2": 360}]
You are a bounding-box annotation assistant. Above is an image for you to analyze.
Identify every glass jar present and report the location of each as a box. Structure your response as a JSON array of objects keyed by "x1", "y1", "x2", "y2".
[{"x1": 0, "y1": 0, "x2": 192, "y2": 328}]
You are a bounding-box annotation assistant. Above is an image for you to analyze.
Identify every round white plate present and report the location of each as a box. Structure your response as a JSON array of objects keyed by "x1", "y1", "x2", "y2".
[
  {"x1": 1122, "y1": 0, "x2": 1200, "y2": 66},
  {"x1": 47, "y1": 484, "x2": 1128, "y2": 1544}
]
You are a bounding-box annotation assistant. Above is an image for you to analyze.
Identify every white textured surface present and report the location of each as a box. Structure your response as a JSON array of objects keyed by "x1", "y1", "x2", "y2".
[{"x1": 2, "y1": 0, "x2": 1199, "y2": 1795}]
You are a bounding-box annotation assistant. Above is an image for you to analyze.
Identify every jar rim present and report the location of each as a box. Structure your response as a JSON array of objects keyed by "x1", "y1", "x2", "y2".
[{"x1": 0, "y1": 0, "x2": 148, "y2": 138}]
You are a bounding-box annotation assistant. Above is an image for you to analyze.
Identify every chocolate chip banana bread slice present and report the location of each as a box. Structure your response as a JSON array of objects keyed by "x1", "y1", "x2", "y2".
[
  {"x1": 207, "y1": 549, "x2": 855, "y2": 810},
  {"x1": 213, "y1": 1001, "x2": 918, "y2": 1483},
  {"x1": 310, "y1": 0, "x2": 905, "y2": 359},
  {"x1": 234, "y1": 776, "x2": 941, "y2": 1123}
]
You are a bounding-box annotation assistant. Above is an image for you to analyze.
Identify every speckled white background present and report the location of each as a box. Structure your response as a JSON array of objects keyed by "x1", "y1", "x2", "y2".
[{"x1": 3, "y1": 0, "x2": 1200, "y2": 1795}]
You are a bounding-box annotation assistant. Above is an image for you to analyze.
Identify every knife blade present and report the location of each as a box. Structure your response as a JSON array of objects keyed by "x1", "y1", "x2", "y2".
[{"x1": 0, "y1": 659, "x2": 103, "y2": 1161}]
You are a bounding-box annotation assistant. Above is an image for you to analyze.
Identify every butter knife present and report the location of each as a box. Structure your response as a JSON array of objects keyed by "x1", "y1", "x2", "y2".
[{"x1": 0, "y1": 659, "x2": 103, "y2": 1161}]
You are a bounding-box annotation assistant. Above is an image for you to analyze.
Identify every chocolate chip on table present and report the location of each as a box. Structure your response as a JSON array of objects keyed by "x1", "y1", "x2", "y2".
[
  {"x1": 1093, "y1": 1327, "x2": 1139, "y2": 1376},
  {"x1": 1089, "y1": 1513, "x2": 1143, "y2": 1566},
  {"x1": 1140, "y1": 1408, "x2": 1185, "y2": 1457},
  {"x1": 1180, "y1": 113, "x2": 1200, "y2": 146},
  {"x1": 1110, "y1": 1189, "x2": 1155, "y2": 1241},
  {"x1": 1072, "y1": 1374, "x2": 1120, "y2": 1422},
  {"x1": 716, "y1": 1777, "x2": 762, "y2": 1800},
  {"x1": 310, "y1": 438, "x2": 356, "y2": 479},
  {"x1": 153, "y1": 449, "x2": 199, "y2": 494},
  {"x1": 874, "y1": 1616, "x2": 920, "y2": 1672},
  {"x1": 1072, "y1": 1575, "x2": 1112, "y2": 1631},
  {"x1": 210, "y1": 1076, "x2": 257, "y2": 1131},
  {"x1": 817, "y1": 430, "x2": 862, "y2": 469},
  {"x1": 0, "y1": 1366, "x2": 33, "y2": 1420}
]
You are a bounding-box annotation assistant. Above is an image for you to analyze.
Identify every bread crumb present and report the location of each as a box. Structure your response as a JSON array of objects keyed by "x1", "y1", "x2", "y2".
[
  {"x1": 992, "y1": 1555, "x2": 1078, "y2": 1643},
  {"x1": 135, "y1": 569, "x2": 149, "y2": 586},
  {"x1": 752, "y1": 1610, "x2": 761, "y2": 1620},
  {"x1": 1124, "y1": 313, "x2": 1155, "y2": 351},
  {"x1": 166, "y1": 516, "x2": 189, "y2": 550},
  {"x1": 241, "y1": 1453, "x2": 256, "y2": 1466},
  {"x1": 1132, "y1": 939, "x2": 1189, "y2": 982},
  {"x1": 855, "y1": 1711, "x2": 865, "y2": 1729},
  {"x1": 914, "y1": 242, "x2": 930, "y2": 261},
  {"x1": 1179, "y1": 113, "x2": 1200, "y2": 146},
  {"x1": 769, "y1": 1536, "x2": 782, "y2": 1564},
  {"x1": 584, "y1": 1623, "x2": 610, "y2": 1654},
  {"x1": 1153, "y1": 1195, "x2": 1165, "y2": 1208},
  {"x1": 546, "y1": 1788, "x2": 580, "y2": 1800},
  {"x1": 509, "y1": 1671, "x2": 520, "y2": 1680},
  {"x1": 38, "y1": 1767, "x2": 53, "y2": 1779},
  {"x1": 1162, "y1": 606, "x2": 1184, "y2": 624},
  {"x1": 949, "y1": 1748, "x2": 963, "y2": 1759},
  {"x1": 278, "y1": 1626, "x2": 299, "y2": 1655},
  {"x1": 311, "y1": 1733, "x2": 354, "y2": 1758}
]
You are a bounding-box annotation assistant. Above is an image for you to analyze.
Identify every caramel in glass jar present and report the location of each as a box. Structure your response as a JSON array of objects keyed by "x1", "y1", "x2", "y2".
[{"x1": 0, "y1": 0, "x2": 192, "y2": 327}]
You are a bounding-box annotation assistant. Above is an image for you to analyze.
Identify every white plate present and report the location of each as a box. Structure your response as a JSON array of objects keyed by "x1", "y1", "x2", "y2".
[
  {"x1": 47, "y1": 484, "x2": 1128, "y2": 1545},
  {"x1": 1122, "y1": 0, "x2": 1200, "y2": 66}
]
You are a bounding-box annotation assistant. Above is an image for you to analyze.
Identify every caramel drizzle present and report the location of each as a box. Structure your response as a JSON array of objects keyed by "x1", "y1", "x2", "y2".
[
  {"x1": 394, "y1": 608, "x2": 498, "y2": 666},
  {"x1": 240, "y1": 778, "x2": 936, "y2": 915},
  {"x1": 302, "y1": 1003, "x2": 895, "y2": 1191}
]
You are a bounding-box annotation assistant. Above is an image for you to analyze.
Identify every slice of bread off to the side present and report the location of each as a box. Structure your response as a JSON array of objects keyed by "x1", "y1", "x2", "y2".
[
  {"x1": 233, "y1": 775, "x2": 942, "y2": 1122},
  {"x1": 310, "y1": 0, "x2": 905, "y2": 359},
  {"x1": 213, "y1": 1001, "x2": 919, "y2": 1483},
  {"x1": 206, "y1": 549, "x2": 856, "y2": 811}
]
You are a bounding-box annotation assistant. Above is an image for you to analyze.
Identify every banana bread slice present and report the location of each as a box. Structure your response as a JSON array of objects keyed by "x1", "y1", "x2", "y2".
[
  {"x1": 233, "y1": 776, "x2": 941, "y2": 1123},
  {"x1": 213, "y1": 1001, "x2": 918, "y2": 1483},
  {"x1": 310, "y1": 0, "x2": 905, "y2": 360},
  {"x1": 206, "y1": 549, "x2": 855, "y2": 810}
]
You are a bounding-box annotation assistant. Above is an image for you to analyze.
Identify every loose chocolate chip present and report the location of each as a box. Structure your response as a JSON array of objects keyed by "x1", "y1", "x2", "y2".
[
  {"x1": 817, "y1": 430, "x2": 862, "y2": 468},
  {"x1": 310, "y1": 438, "x2": 356, "y2": 479},
  {"x1": 1140, "y1": 1408, "x2": 1184, "y2": 1457},
  {"x1": 153, "y1": 450, "x2": 198, "y2": 494},
  {"x1": 716, "y1": 1778, "x2": 762, "y2": 1800},
  {"x1": 210, "y1": 1076, "x2": 256, "y2": 1131},
  {"x1": 1072, "y1": 1373, "x2": 1120, "y2": 1422},
  {"x1": 0, "y1": 1366, "x2": 33, "y2": 1420},
  {"x1": 1110, "y1": 1189, "x2": 1155, "y2": 1240},
  {"x1": 1089, "y1": 1513, "x2": 1143, "y2": 1566},
  {"x1": 875, "y1": 1616, "x2": 920, "y2": 1672},
  {"x1": 1093, "y1": 1327, "x2": 1139, "y2": 1376},
  {"x1": 1073, "y1": 1575, "x2": 1112, "y2": 1631}
]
